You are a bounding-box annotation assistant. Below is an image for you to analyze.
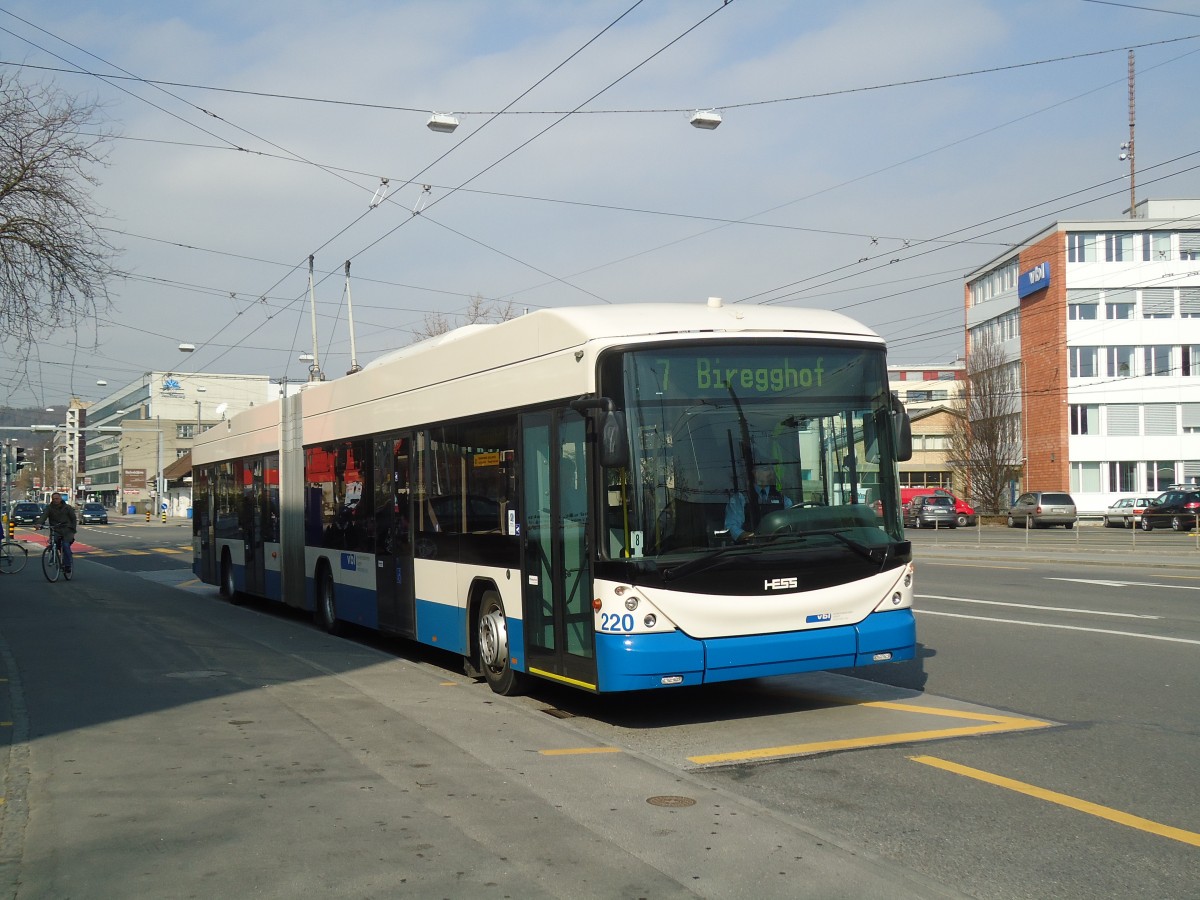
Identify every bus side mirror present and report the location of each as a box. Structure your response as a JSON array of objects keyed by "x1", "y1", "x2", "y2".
[
  {"x1": 599, "y1": 410, "x2": 629, "y2": 468},
  {"x1": 891, "y1": 392, "x2": 913, "y2": 462}
]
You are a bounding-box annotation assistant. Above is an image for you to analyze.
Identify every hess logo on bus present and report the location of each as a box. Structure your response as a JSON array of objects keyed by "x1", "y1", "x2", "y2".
[{"x1": 764, "y1": 577, "x2": 798, "y2": 591}]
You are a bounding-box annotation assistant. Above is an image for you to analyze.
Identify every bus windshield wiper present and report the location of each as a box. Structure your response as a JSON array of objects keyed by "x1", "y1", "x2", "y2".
[
  {"x1": 801, "y1": 528, "x2": 892, "y2": 568},
  {"x1": 657, "y1": 542, "x2": 758, "y2": 585}
]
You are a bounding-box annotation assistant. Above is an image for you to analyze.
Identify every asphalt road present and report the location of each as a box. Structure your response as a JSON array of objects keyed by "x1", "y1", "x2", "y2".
[{"x1": 0, "y1": 518, "x2": 1196, "y2": 898}]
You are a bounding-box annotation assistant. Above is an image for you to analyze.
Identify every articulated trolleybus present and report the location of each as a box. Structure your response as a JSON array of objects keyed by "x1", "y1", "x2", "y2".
[{"x1": 192, "y1": 300, "x2": 916, "y2": 695}]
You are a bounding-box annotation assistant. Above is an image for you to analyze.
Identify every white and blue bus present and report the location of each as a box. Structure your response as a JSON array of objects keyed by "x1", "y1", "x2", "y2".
[{"x1": 192, "y1": 300, "x2": 916, "y2": 694}]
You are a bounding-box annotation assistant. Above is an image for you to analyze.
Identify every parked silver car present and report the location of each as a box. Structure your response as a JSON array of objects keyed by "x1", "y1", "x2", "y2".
[
  {"x1": 1103, "y1": 496, "x2": 1155, "y2": 528},
  {"x1": 1007, "y1": 491, "x2": 1077, "y2": 529},
  {"x1": 903, "y1": 494, "x2": 957, "y2": 529}
]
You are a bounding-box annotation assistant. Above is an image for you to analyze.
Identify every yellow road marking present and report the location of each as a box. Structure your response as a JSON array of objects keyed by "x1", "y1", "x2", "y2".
[
  {"x1": 687, "y1": 702, "x2": 1051, "y2": 765},
  {"x1": 540, "y1": 747, "x2": 623, "y2": 756},
  {"x1": 911, "y1": 755, "x2": 1200, "y2": 848}
]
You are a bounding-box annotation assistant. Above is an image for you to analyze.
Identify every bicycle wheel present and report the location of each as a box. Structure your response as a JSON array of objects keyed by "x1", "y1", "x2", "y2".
[
  {"x1": 42, "y1": 543, "x2": 60, "y2": 583},
  {"x1": 0, "y1": 541, "x2": 28, "y2": 574}
]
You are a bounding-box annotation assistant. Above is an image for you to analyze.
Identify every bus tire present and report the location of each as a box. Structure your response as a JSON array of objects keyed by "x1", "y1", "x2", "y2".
[
  {"x1": 219, "y1": 550, "x2": 242, "y2": 605},
  {"x1": 314, "y1": 565, "x2": 341, "y2": 635},
  {"x1": 478, "y1": 590, "x2": 523, "y2": 696}
]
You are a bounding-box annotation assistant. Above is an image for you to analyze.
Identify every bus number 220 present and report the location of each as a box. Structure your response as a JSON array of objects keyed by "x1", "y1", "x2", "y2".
[{"x1": 600, "y1": 612, "x2": 635, "y2": 632}]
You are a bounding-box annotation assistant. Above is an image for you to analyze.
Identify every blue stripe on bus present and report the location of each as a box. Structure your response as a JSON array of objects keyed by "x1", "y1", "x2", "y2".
[
  {"x1": 415, "y1": 598, "x2": 468, "y2": 656},
  {"x1": 853, "y1": 608, "x2": 917, "y2": 666},
  {"x1": 594, "y1": 609, "x2": 916, "y2": 692}
]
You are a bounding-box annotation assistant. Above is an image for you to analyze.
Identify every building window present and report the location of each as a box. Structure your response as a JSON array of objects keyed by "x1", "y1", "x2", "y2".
[
  {"x1": 1067, "y1": 233, "x2": 1097, "y2": 262},
  {"x1": 1069, "y1": 347, "x2": 1098, "y2": 378},
  {"x1": 1108, "y1": 461, "x2": 1138, "y2": 492},
  {"x1": 1141, "y1": 288, "x2": 1174, "y2": 318},
  {"x1": 1183, "y1": 404, "x2": 1200, "y2": 433},
  {"x1": 1143, "y1": 345, "x2": 1172, "y2": 377},
  {"x1": 1148, "y1": 462, "x2": 1176, "y2": 491},
  {"x1": 1106, "y1": 404, "x2": 1139, "y2": 436},
  {"x1": 1183, "y1": 346, "x2": 1200, "y2": 377},
  {"x1": 1067, "y1": 289, "x2": 1099, "y2": 320},
  {"x1": 1069, "y1": 405, "x2": 1098, "y2": 435},
  {"x1": 1145, "y1": 405, "x2": 1178, "y2": 436},
  {"x1": 1180, "y1": 288, "x2": 1200, "y2": 317},
  {"x1": 1143, "y1": 232, "x2": 1172, "y2": 261},
  {"x1": 906, "y1": 390, "x2": 931, "y2": 402},
  {"x1": 1105, "y1": 233, "x2": 1134, "y2": 262},
  {"x1": 1107, "y1": 346, "x2": 1135, "y2": 377},
  {"x1": 899, "y1": 471, "x2": 952, "y2": 488},
  {"x1": 1070, "y1": 462, "x2": 1101, "y2": 492},
  {"x1": 1179, "y1": 233, "x2": 1200, "y2": 260}
]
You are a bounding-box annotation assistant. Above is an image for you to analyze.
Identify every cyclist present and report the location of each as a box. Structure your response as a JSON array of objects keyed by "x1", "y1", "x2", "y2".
[{"x1": 36, "y1": 492, "x2": 78, "y2": 575}]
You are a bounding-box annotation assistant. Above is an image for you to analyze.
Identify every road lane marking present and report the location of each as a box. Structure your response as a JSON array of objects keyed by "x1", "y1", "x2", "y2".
[
  {"x1": 686, "y1": 703, "x2": 1051, "y2": 765},
  {"x1": 918, "y1": 594, "x2": 1160, "y2": 619},
  {"x1": 918, "y1": 561, "x2": 1030, "y2": 570},
  {"x1": 911, "y1": 755, "x2": 1200, "y2": 848},
  {"x1": 540, "y1": 747, "x2": 623, "y2": 756},
  {"x1": 916, "y1": 609, "x2": 1200, "y2": 644},
  {"x1": 1048, "y1": 577, "x2": 1200, "y2": 591}
]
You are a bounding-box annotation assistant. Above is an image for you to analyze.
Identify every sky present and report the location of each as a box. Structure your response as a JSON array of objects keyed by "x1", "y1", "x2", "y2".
[{"x1": 2, "y1": 0, "x2": 1200, "y2": 410}]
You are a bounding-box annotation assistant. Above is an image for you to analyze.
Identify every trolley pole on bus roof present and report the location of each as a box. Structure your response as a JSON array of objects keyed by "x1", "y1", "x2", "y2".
[
  {"x1": 344, "y1": 260, "x2": 361, "y2": 376},
  {"x1": 307, "y1": 255, "x2": 324, "y2": 383}
]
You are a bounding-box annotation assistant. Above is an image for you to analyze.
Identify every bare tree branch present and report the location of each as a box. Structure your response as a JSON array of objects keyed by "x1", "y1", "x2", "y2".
[
  {"x1": 0, "y1": 72, "x2": 116, "y2": 348},
  {"x1": 411, "y1": 294, "x2": 517, "y2": 341},
  {"x1": 947, "y1": 339, "x2": 1023, "y2": 514}
]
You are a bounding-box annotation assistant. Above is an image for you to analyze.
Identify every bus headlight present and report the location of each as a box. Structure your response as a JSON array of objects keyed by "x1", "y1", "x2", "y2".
[
  {"x1": 624, "y1": 596, "x2": 639, "y2": 611},
  {"x1": 644, "y1": 614, "x2": 656, "y2": 627}
]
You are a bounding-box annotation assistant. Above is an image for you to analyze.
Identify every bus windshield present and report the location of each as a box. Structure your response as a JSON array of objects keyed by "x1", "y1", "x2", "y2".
[{"x1": 604, "y1": 342, "x2": 904, "y2": 561}]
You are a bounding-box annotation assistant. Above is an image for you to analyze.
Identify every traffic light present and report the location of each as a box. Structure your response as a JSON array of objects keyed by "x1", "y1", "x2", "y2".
[{"x1": 14, "y1": 446, "x2": 28, "y2": 470}]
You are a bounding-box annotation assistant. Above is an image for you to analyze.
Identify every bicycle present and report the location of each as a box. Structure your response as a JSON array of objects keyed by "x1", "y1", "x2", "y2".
[
  {"x1": 40, "y1": 525, "x2": 73, "y2": 583},
  {"x1": 0, "y1": 538, "x2": 28, "y2": 575}
]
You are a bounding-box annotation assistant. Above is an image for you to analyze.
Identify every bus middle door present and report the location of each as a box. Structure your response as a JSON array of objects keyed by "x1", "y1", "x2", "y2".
[
  {"x1": 521, "y1": 410, "x2": 597, "y2": 691},
  {"x1": 374, "y1": 434, "x2": 416, "y2": 637},
  {"x1": 243, "y1": 458, "x2": 266, "y2": 596}
]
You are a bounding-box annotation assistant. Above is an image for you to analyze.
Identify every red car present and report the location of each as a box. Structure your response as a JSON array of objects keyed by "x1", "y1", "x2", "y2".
[{"x1": 900, "y1": 489, "x2": 976, "y2": 527}]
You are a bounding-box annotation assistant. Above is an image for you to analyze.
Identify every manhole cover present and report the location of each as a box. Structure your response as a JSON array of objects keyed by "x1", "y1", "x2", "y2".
[{"x1": 646, "y1": 795, "x2": 696, "y2": 808}]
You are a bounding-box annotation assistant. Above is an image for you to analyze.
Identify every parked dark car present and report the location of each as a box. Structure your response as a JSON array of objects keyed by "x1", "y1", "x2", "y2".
[
  {"x1": 903, "y1": 494, "x2": 957, "y2": 528},
  {"x1": 1007, "y1": 491, "x2": 1077, "y2": 528},
  {"x1": 80, "y1": 502, "x2": 109, "y2": 525},
  {"x1": 9, "y1": 502, "x2": 45, "y2": 525},
  {"x1": 1139, "y1": 489, "x2": 1200, "y2": 532}
]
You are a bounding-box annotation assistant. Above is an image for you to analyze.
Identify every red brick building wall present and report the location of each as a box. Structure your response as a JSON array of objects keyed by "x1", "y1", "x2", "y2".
[{"x1": 1018, "y1": 232, "x2": 1068, "y2": 490}]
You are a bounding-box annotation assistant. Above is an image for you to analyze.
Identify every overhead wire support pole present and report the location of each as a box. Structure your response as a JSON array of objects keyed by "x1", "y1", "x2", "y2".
[
  {"x1": 307, "y1": 255, "x2": 324, "y2": 382},
  {"x1": 344, "y1": 260, "x2": 361, "y2": 375}
]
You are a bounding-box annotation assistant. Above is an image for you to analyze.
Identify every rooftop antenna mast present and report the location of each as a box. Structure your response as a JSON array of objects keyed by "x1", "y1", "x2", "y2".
[
  {"x1": 1121, "y1": 50, "x2": 1136, "y2": 218},
  {"x1": 344, "y1": 260, "x2": 361, "y2": 375},
  {"x1": 307, "y1": 255, "x2": 324, "y2": 382}
]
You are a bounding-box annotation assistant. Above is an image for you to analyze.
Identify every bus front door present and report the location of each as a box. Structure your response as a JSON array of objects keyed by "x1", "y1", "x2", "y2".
[
  {"x1": 521, "y1": 411, "x2": 597, "y2": 691},
  {"x1": 374, "y1": 435, "x2": 415, "y2": 637}
]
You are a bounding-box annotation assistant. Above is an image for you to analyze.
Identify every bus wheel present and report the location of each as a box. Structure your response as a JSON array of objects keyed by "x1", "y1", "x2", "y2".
[
  {"x1": 219, "y1": 551, "x2": 242, "y2": 605},
  {"x1": 315, "y1": 568, "x2": 341, "y2": 635},
  {"x1": 478, "y1": 591, "x2": 523, "y2": 696}
]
